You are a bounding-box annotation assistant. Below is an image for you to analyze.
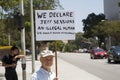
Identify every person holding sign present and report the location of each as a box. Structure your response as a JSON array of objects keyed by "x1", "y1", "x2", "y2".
[
  {"x1": 2, "y1": 46, "x2": 24, "y2": 80},
  {"x1": 31, "y1": 49, "x2": 58, "y2": 80}
]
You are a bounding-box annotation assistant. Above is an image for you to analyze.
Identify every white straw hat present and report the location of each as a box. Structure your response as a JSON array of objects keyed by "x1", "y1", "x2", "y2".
[{"x1": 40, "y1": 50, "x2": 54, "y2": 57}]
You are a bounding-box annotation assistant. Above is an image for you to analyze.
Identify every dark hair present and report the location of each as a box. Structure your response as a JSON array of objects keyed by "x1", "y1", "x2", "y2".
[{"x1": 11, "y1": 46, "x2": 19, "y2": 51}]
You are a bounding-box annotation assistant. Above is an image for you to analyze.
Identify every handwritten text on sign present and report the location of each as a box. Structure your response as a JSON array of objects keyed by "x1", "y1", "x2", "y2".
[{"x1": 35, "y1": 10, "x2": 75, "y2": 41}]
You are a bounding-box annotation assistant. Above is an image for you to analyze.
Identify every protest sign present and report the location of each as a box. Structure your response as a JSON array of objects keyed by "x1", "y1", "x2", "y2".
[{"x1": 35, "y1": 10, "x2": 75, "y2": 41}]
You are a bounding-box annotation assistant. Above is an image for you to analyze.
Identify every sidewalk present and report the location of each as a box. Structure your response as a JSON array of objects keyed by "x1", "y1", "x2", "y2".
[{"x1": 0, "y1": 57, "x2": 102, "y2": 80}]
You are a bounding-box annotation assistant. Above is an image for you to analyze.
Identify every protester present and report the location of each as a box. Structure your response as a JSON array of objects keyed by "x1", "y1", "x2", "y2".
[
  {"x1": 2, "y1": 46, "x2": 24, "y2": 80},
  {"x1": 31, "y1": 49, "x2": 58, "y2": 80}
]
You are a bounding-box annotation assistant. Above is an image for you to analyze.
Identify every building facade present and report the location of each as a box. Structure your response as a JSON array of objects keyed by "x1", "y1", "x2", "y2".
[
  {"x1": 104, "y1": 0, "x2": 120, "y2": 50},
  {"x1": 104, "y1": 0, "x2": 120, "y2": 20}
]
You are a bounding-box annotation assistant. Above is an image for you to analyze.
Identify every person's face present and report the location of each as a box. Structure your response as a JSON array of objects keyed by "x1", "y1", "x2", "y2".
[
  {"x1": 40, "y1": 56, "x2": 54, "y2": 68},
  {"x1": 12, "y1": 49, "x2": 19, "y2": 55}
]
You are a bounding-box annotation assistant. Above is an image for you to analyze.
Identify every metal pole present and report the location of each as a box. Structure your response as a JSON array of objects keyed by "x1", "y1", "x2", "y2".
[
  {"x1": 30, "y1": 0, "x2": 35, "y2": 73},
  {"x1": 19, "y1": 0, "x2": 26, "y2": 80},
  {"x1": 54, "y1": 42, "x2": 58, "y2": 78}
]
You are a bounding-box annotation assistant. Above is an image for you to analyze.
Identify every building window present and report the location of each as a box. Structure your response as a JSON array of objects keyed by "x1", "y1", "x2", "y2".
[{"x1": 118, "y1": 2, "x2": 120, "y2": 7}]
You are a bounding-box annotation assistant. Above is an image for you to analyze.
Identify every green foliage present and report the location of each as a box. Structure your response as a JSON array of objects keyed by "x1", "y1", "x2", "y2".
[
  {"x1": 25, "y1": 21, "x2": 31, "y2": 32},
  {"x1": 0, "y1": 0, "x2": 62, "y2": 48},
  {"x1": 64, "y1": 43, "x2": 76, "y2": 52},
  {"x1": 95, "y1": 21, "x2": 120, "y2": 45},
  {"x1": 82, "y1": 13, "x2": 106, "y2": 47},
  {"x1": 49, "y1": 41, "x2": 64, "y2": 51},
  {"x1": 83, "y1": 13, "x2": 120, "y2": 47},
  {"x1": 63, "y1": 32, "x2": 94, "y2": 52},
  {"x1": 82, "y1": 13, "x2": 105, "y2": 38},
  {"x1": 75, "y1": 32, "x2": 85, "y2": 48}
]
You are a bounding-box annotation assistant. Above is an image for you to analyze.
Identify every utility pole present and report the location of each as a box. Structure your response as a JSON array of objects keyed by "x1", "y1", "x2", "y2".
[
  {"x1": 30, "y1": 0, "x2": 35, "y2": 73},
  {"x1": 19, "y1": 0, "x2": 26, "y2": 80}
]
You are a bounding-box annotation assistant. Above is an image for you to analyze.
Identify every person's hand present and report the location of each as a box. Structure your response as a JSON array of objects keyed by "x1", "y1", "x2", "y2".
[
  {"x1": 13, "y1": 56, "x2": 18, "y2": 61},
  {"x1": 15, "y1": 55, "x2": 18, "y2": 59},
  {"x1": 11, "y1": 63, "x2": 16, "y2": 67}
]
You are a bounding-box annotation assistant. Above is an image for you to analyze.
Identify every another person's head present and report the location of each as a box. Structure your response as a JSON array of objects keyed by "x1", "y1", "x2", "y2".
[
  {"x1": 11, "y1": 46, "x2": 19, "y2": 55},
  {"x1": 40, "y1": 50, "x2": 54, "y2": 70}
]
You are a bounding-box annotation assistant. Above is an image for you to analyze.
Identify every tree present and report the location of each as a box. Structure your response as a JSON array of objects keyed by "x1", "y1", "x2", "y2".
[
  {"x1": 63, "y1": 32, "x2": 93, "y2": 52},
  {"x1": 74, "y1": 32, "x2": 84, "y2": 48},
  {"x1": 82, "y1": 13, "x2": 106, "y2": 47},
  {"x1": 0, "y1": 0, "x2": 63, "y2": 48},
  {"x1": 95, "y1": 21, "x2": 120, "y2": 46},
  {"x1": 82, "y1": 13, "x2": 105, "y2": 38}
]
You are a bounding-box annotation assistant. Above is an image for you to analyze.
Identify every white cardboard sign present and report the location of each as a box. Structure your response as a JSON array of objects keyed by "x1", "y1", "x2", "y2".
[{"x1": 35, "y1": 10, "x2": 75, "y2": 41}]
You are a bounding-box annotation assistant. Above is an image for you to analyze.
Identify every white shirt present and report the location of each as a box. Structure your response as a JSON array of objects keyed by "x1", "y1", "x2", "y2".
[{"x1": 31, "y1": 67, "x2": 56, "y2": 80}]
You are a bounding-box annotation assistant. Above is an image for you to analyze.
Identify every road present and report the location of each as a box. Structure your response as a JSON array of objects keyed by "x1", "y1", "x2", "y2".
[{"x1": 58, "y1": 53, "x2": 120, "y2": 80}]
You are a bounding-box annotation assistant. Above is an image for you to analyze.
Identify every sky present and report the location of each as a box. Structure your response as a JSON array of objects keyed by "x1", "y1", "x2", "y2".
[{"x1": 59, "y1": 0, "x2": 104, "y2": 32}]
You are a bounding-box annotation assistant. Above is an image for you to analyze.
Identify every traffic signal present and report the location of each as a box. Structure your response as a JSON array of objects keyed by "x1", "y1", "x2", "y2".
[{"x1": 14, "y1": 12, "x2": 25, "y2": 31}]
